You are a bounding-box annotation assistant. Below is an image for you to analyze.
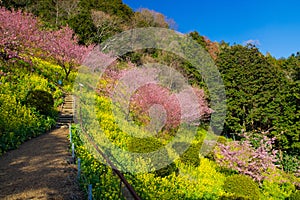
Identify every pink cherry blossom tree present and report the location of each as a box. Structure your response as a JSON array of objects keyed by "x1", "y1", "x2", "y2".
[
  {"x1": 42, "y1": 26, "x2": 93, "y2": 80},
  {"x1": 214, "y1": 131, "x2": 278, "y2": 182},
  {"x1": 97, "y1": 65, "x2": 212, "y2": 134},
  {"x1": 0, "y1": 7, "x2": 93, "y2": 80}
]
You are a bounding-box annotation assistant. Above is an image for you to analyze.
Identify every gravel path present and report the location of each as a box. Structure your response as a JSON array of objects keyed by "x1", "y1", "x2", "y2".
[{"x1": 0, "y1": 127, "x2": 85, "y2": 200}]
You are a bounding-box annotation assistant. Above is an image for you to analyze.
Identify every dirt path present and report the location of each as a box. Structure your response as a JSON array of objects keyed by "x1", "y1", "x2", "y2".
[{"x1": 0, "y1": 127, "x2": 85, "y2": 200}]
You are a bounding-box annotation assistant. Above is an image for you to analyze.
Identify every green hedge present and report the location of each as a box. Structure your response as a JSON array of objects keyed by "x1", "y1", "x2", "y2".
[
  {"x1": 25, "y1": 90, "x2": 55, "y2": 116},
  {"x1": 223, "y1": 174, "x2": 260, "y2": 200}
]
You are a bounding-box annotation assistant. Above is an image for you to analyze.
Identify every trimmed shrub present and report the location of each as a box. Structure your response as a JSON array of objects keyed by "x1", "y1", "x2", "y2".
[
  {"x1": 128, "y1": 137, "x2": 178, "y2": 177},
  {"x1": 154, "y1": 162, "x2": 178, "y2": 178},
  {"x1": 25, "y1": 90, "x2": 54, "y2": 116},
  {"x1": 128, "y1": 137, "x2": 164, "y2": 153},
  {"x1": 173, "y1": 142, "x2": 201, "y2": 167},
  {"x1": 223, "y1": 174, "x2": 260, "y2": 200},
  {"x1": 217, "y1": 136, "x2": 228, "y2": 144}
]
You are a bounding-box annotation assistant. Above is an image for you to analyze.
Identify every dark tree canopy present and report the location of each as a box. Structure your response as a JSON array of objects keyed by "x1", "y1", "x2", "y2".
[{"x1": 216, "y1": 44, "x2": 300, "y2": 154}]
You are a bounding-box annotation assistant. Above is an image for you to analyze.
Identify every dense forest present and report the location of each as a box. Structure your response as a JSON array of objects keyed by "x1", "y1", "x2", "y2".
[{"x1": 0, "y1": 0, "x2": 299, "y2": 199}]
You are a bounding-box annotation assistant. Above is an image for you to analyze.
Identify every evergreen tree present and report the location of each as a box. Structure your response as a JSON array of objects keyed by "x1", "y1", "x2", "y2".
[{"x1": 216, "y1": 44, "x2": 283, "y2": 134}]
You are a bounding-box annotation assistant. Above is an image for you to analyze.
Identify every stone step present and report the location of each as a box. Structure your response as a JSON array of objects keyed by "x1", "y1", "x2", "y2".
[
  {"x1": 62, "y1": 105, "x2": 73, "y2": 108},
  {"x1": 60, "y1": 112, "x2": 73, "y2": 115},
  {"x1": 56, "y1": 122, "x2": 70, "y2": 128},
  {"x1": 62, "y1": 111, "x2": 73, "y2": 113},
  {"x1": 58, "y1": 116, "x2": 73, "y2": 120},
  {"x1": 62, "y1": 107, "x2": 73, "y2": 110},
  {"x1": 63, "y1": 102, "x2": 73, "y2": 104},
  {"x1": 58, "y1": 119, "x2": 74, "y2": 123},
  {"x1": 60, "y1": 115, "x2": 73, "y2": 117},
  {"x1": 63, "y1": 105, "x2": 73, "y2": 108},
  {"x1": 57, "y1": 95, "x2": 74, "y2": 124},
  {"x1": 64, "y1": 101, "x2": 73, "y2": 103},
  {"x1": 61, "y1": 108, "x2": 73, "y2": 111},
  {"x1": 61, "y1": 110, "x2": 73, "y2": 113},
  {"x1": 62, "y1": 108, "x2": 73, "y2": 111},
  {"x1": 59, "y1": 114, "x2": 73, "y2": 117},
  {"x1": 63, "y1": 105, "x2": 73, "y2": 107}
]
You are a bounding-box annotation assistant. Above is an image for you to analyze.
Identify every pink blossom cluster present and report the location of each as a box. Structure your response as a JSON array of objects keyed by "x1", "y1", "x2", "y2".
[
  {"x1": 176, "y1": 87, "x2": 212, "y2": 125},
  {"x1": 215, "y1": 131, "x2": 278, "y2": 182},
  {"x1": 42, "y1": 27, "x2": 93, "y2": 66},
  {"x1": 0, "y1": 8, "x2": 40, "y2": 61},
  {"x1": 130, "y1": 83, "x2": 181, "y2": 131}
]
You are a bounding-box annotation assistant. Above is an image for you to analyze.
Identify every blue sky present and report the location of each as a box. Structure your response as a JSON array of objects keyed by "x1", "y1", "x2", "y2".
[{"x1": 123, "y1": 0, "x2": 300, "y2": 58}]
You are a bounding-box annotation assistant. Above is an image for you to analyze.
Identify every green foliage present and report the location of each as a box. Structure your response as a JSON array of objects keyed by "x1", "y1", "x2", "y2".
[
  {"x1": 74, "y1": 54, "x2": 298, "y2": 200},
  {"x1": 204, "y1": 136, "x2": 227, "y2": 161},
  {"x1": 260, "y1": 180, "x2": 295, "y2": 200},
  {"x1": 223, "y1": 174, "x2": 260, "y2": 200},
  {"x1": 8, "y1": 0, "x2": 295, "y2": 197},
  {"x1": 78, "y1": 87, "x2": 230, "y2": 198},
  {"x1": 32, "y1": 58, "x2": 66, "y2": 87},
  {"x1": 177, "y1": 158, "x2": 227, "y2": 199},
  {"x1": 279, "y1": 153, "x2": 300, "y2": 173},
  {"x1": 68, "y1": 11, "x2": 97, "y2": 44},
  {"x1": 272, "y1": 54, "x2": 300, "y2": 154},
  {"x1": 189, "y1": 31, "x2": 207, "y2": 50},
  {"x1": 216, "y1": 44, "x2": 283, "y2": 134},
  {"x1": 132, "y1": 8, "x2": 170, "y2": 29},
  {"x1": 128, "y1": 158, "x2": 226, "y2": 199},
  {"x1": 78, "y1": 0, "x2": 133, "y2": 21},
  {"x1": 25, "y1": 90, "x2": 54, "y2": 116},
  {"x1": 154, "y1": 162, "x2": 178, "y2": 178},
  {"x1": 174, "y1": 142, "x2": 201, "y2": 167},
  {"x1": 289, "y1": 190, "x2": 300, "y2": 200}
]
